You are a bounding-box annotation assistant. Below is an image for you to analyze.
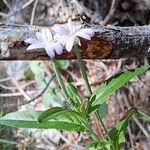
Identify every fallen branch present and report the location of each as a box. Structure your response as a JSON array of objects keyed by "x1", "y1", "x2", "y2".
[{"x1": 0, "y1": 24, "x2": 150, "y2": 60}]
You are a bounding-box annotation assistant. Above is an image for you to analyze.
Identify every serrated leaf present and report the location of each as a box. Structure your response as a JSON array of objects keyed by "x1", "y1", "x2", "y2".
[
  {"x1": 90, "y1": 66, "x2": 149, "y2": 107},
  {"x1": 38, "y1": 107, "x2": 83, "y2": 127},
  {"x1": 0, "y1": 111, "x2": 84, "y2": 131}
]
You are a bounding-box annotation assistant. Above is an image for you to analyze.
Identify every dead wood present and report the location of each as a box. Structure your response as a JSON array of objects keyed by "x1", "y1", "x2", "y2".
[{"x1": 0, "y1": 24, "x2": 150, "y2": 60}]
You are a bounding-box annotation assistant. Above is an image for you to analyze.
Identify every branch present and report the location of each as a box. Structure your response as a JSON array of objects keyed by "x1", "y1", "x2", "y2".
[{"x1": 0, "y1": 24, "x2": 150, "y2": 60}]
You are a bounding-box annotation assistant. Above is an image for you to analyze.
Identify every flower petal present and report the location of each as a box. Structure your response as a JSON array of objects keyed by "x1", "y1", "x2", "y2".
[
  {"x1": 25, "y1": 38, "x2": 39, "y2": 44},
  {"x1": 36, "y1": 32, "x2": 43, "y2": 41},
  {"x1": 52, "y1": 24, "x2": 69, "y2": 35},
  {"x1": 26, "y1": 43, "x2": 44, "y2": 50},
  {"x1": 66, "y1": 36, "x2": 75, "y2": 52},
  {"x1": 76, "y1": 31, "x2": 91, "y2": 40},
  {"x1": 45, "y1": 46, "x2": 55, "y2": 58},
  {"x1": 44, "y1": 28, "x2": 53, "y2": 41},
  {"x1": 80, "y1": 28, "x2": 95, "y2": 36},
  {"x1": 54, "y1": 43, "x2": 64, "y2": 55},
  {"x1": 55, "y1": 34, "x2": 68, "y2": 46}
]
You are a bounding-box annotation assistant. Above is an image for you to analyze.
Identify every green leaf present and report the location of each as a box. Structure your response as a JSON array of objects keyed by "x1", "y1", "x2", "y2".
[
  {"x1": 55, "y1": 60, "x2": 70, "y2": 70},
  {"x1": 138, "y1": 110, "x2": 150, "y2": 122},
  {"x1": 87, "y1": 140, "x2": 111, "y2": 150},
  {"x1": 109, "y1": 108, "x2": 138, "y2": 148},
  {"x1": 38, "y1": 107, "x2": 83, "y2": 127},
  {"x1": 97, "y1": 102, "x2": 108, "y2": 119},
  {"x1": 90, "y1": 66, "x2": 149, "y2": 107},
  {"x1": 0, "y1": 111, "x2": 84, "y2": 131},
  {"x1": 66, "y1": 82, "x2": 82, "y2": 109}
]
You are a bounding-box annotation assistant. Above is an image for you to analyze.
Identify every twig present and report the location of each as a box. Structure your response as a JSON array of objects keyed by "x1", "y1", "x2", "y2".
[
  {"x1": 11, "y1": 77, "x2": 31, "y2": 101},
  {"x1": 127, "y1": 126, "x2": 134, "y2": 150},
  {"x1": 0, "y1": 91, "x2": 34, "y2": 97},
  {"x1": 0, "y1": 12, "x2": 7, "y2": 18},
  {"x1": 0, "y1": 77, "x2": 11, "y2": 82},
  {"x1": 20, "y1": 74, "x2": 55, "y2": 105},
  {"x1": 133, "y1": 116, "x2": 150, "y2": 139},
  {"x1": 6, "y1": 0, "x2": 35, "y2": 20},
  {"x1": 0, "y1": 80, "x2": 35, "y2": 90},
  {"x1": 30, "y1": 0, "x2": 39, "y2": 25},
  {"x1": 0, "y1": 139, "x2": 17, "y2": 145},
  {"x1": 2, "y1": 0, "x2": 12, "y2": 10},
  {"x1": 102, "y1": 0, "x2": 120, "y2": 25}
]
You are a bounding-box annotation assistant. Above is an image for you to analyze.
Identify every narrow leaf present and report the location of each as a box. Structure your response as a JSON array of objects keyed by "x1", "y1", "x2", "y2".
[
  {"x1": 0, "y1": 111, "x2": 84, "y2": 131},
  {"x1": 38, "y1": 107, "x2": 83, "y2": 126},
  {"x1": 90, "y1": 66, "x2": 149, "y2": 107}
]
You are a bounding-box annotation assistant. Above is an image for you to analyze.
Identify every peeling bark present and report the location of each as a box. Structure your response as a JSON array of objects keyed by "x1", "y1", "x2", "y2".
[{"x1": 0, "y1": 24, "x2": 150, "y2": 60}]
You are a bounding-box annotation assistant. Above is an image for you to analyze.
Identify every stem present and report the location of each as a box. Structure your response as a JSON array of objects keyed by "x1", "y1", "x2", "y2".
[
  {"x1": 83, "y1": 120, "x2": 100, "y2": 142},
  {"x1": 74, "y1": 44, "x2": 92, "y2": 95},
  {"x1": 96, "y1": 112, "x2": 111, "y2": 141},
  {"x1": 51, "y1": 59, "x2": 69, "y2": 99},
  {"x1": 74, "y1": 43, "x2": 111, "y2": 142}
]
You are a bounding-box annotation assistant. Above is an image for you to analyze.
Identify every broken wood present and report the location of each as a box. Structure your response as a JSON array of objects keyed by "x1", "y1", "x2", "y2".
[{"x1": 0, "y1": 24, "x2": 150, "y2": 60}]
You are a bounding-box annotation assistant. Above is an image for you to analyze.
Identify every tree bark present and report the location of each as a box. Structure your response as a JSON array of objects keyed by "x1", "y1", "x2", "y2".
[{"x1": 0, "y1": 24, "x2": 150, "y2": 60}]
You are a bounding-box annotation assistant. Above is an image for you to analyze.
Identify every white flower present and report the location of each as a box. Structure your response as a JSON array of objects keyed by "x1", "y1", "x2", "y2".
[
  {"x1": 25, "y1": 28, "x2": 63, "y2": 58},
  {"x1": 52, "y1": 19, "x2": 95, "y2": 52}
]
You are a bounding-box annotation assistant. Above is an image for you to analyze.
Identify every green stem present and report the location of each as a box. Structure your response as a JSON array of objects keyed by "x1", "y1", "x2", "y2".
[
  {"x1": 74, "y1": 43, "x2": 111, "y2": 142},
  {"x1": 96, "y1": 112, "x2": 111, "y2": 141},
  {"x1": 74, "y1": 44, "x2": 92, "y2": 95},
  {"x1": 83, "y1": 120, "x2": 100, "y2": 142},
  {"x1": 51, "y1": 59, "x2": 69, "y2": 99}
]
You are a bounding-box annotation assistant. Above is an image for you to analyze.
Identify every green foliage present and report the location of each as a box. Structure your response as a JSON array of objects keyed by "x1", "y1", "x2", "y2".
[
  {"x1": 97, "y1": 102, "x2": 108, "y2": 119},
  {"x1": 66, "y1": 77, "x2": 83, "y2": 111},
  {"x1": 87, "y1": 140, "x2": 111, "y2": 150},
  {"x1": 89, "y1": 66, "x2": 149, "y2": 112},
  {"x1": 138, "y1": 110, "x2": 150, "y2": 122},
  {"x1": 0, "y1": 111, "x2": 84, "y2": 132},
  {"x1": 55, "y1": 60, "x2": 70, "y2": 69},
  {"x1": 108, "y1": 108, "x2": 138, "y2": 149},
  {"x1": 29, "y1": 61, "x2": 70, "y2": 107},
  {"x1": 38, "y1": 107, "x2": 83, "y2": 124}
]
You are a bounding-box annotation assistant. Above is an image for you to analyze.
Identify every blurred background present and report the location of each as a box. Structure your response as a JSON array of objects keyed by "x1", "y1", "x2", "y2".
[{"x1": 0, "y1": 0, "x2": 150, "y2": 149}]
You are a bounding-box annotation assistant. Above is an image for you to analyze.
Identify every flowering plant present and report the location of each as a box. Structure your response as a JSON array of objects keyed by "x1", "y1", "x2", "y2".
[{"x1": 0, "y1": 19, "x2": 149, "y2": 150}]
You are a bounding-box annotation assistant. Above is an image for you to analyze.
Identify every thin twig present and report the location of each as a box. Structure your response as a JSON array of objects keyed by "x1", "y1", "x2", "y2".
[
  {"x1": 0, "y1": 91, "x2": 34, "y2": 97},
  {"x1": 2, "y1": 0, "x2": 12, "y2": 10},
  {"x1": 102, "y1": 0, "x2": 120, "y2": 25},
  {"x1": 127, "y1": 126, "x2": 134, "y2": 150},
  {"x1": 0, "y1": 12, "x2": 7, "y2": 17},
  {"x1": 0, "y1": 139, "x2": 17, "y2": 145},
  {"x1": 0, "y1": 77, "x2": 11, "y2": 82},
  {"x1": 11, "y1": 77, "x2": 31, "y2": 101},
  {"x1": 6, "y1": 0, "x2": 35, "y2": 19},
  {"x1": 20, "y1": 74, "x2": 55, "y2": 105},
  {"x1": 30, "y1": 0, "x2": 39, "y2": 25}
]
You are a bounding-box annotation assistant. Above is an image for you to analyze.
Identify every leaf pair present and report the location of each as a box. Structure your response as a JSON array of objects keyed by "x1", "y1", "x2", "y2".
[{"x1": 0, "y1": 107, "x2": 85, "y2": 132}]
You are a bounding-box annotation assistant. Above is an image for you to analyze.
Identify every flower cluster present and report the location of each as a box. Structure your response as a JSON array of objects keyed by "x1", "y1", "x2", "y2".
[{"x1": 25, "y1": 19, "x2": 95, "y2": 58}]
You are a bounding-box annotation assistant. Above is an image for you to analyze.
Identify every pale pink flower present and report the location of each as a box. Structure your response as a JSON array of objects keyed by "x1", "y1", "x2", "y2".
[
  {"x1": 25, "y1": 28, "x2": 63, "y2": 58},
  {"x1": 52, "y1": 19, "x2": 95, "y2": 52}
]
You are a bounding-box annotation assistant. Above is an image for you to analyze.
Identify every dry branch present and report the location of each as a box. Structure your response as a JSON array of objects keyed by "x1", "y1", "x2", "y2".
[{"x1": 0, "y1": 24, "x2": 150, "y2": 60}]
